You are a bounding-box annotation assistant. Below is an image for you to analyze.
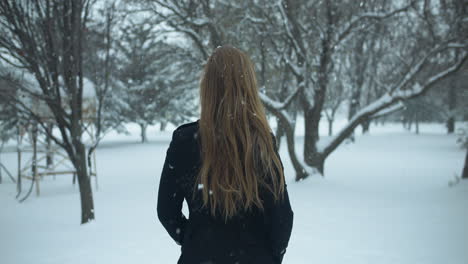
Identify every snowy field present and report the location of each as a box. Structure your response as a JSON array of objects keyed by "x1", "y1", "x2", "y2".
[{"x1": 0, "y1": 122, "x2": 467, "y2": 264}]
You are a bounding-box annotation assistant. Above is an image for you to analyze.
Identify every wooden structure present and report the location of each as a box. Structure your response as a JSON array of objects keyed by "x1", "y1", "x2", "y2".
[{"x1": 16, "y1": 91, "x2": 98, "y2": 199}]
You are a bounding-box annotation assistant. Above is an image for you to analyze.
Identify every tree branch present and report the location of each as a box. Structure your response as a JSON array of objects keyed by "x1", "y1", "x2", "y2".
[
  {"x1": 335, "y1": 1, "x2": 414, "y2": 46},
  {"x1": 322, "y1": 48, "x2": 467, "y2": 158}
]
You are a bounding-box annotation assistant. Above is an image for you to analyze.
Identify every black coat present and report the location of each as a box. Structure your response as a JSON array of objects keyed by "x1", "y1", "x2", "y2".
[{"x1": 157, "y1": 120, "x2": 294, "y2": 264}]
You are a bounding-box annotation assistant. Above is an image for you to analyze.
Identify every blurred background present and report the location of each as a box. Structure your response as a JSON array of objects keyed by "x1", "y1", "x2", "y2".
[{"x1": 0, "y1": 0, "x2": 467, "y2": 263}]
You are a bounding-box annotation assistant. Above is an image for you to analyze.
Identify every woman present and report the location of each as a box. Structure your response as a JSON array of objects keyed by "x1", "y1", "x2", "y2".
[{"x1": 157, "y1": 45, "x2": 293, "y2": 264}]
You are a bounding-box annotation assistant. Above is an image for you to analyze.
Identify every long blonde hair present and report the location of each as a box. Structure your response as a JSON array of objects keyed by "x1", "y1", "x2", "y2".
[{"x1": 196, "y1": 45, "x2": 285, "y2": 221}]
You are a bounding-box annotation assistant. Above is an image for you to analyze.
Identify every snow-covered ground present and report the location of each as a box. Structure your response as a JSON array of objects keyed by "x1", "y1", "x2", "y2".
[{"x1": 0, "y1": 122, "x2": 467, "y2": 264}]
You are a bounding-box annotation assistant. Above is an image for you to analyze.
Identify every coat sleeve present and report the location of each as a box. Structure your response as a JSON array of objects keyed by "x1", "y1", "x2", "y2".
[
  {"x1": 157, "y1": 129, "x2": 188, "y2": 246},
  {"x1": 265, "y1": 134, "x2": 294, "y2": 263}
]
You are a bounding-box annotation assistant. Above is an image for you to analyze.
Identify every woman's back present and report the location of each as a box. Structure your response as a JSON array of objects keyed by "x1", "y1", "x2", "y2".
[
  {"x1": 157, "y1": 45, "x2": 293, "y2": 264},
  {"x1": 157, "y1": 120, "x2": 293, "y2": 264}
]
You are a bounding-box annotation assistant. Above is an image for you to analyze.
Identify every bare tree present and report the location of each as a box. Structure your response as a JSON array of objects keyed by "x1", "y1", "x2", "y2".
[
  {"x1": 115, "y1": 18, "x2": 162, "y2": 143},
  {"x1": 457, "y1": 122, "x2": 468, "y2": 180},
  {"x1": 324, "y1": 64, "x2": 348, "y2": 136},
  {"x1": 251, "y1": 0, "x2": 467, "y2": 179},
  {"x1": 0, "y1": 74, "x2": 17, "y2": 184},
  {"x1": 131, "y1": 0, "x2": 468, "y2": 180},
  {"x1": 114, "y1": 16, "x2": 197, "y2": 142},
  {"x1": 84, "y1": 0, "x2": 126, "y2": 165},
  {"x1": 0, "y1": 0, "x2": 96, "y2": 224},
  {"x1": 462, "y1": 151, "x2": 468, "y2": 180}
]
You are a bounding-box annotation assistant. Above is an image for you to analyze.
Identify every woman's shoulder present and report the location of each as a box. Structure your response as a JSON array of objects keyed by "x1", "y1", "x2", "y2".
[
  {"x1": 172, "y1": 119, "x2": 200, "y2": 143},
  {"x1": 175, "y1": 119, "x2": 199, "y2": 132}
]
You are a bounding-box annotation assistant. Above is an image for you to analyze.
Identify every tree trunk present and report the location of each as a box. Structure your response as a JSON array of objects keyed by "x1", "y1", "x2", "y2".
[
  {"x1": 303, "y1": 109, "x2": 320, "y2": 164},
  {"x1": 361, "y1": 119, "x2": 370, "y2": 134},
  {"x1": 140, "y1": 123, "x2": 147, "y2": 143},
  {"x1": 379, "y1": 117, "x2": 385, "y2": 126},
  {"x1": 160, "y1": 121, "x2": 166, "y2": 131},
  {"x1": 275, "y1": 117, "x2": 286, "y2": 150},
  {"x1": 73, "y1": 142, "x2": 95, "y2": 224},
  {"x1": 283, "y1": 123, "x2": 308, "y2": 181},
  {"x1": 303, "y1": 109, "x2": 326, "y2": 177},
  {"x1": 446, "y1": 117, "x2": 455, "y2": 134},
  {"x1": 46, "y1": 123, "x2": 53, "y2": 168},
  {"x1": 16, "y1": 127, "x2": 21, "y2": 195},
  {"x1": 32, "y1": 125, "x2": 39, "y2": 196},
  {"x1": 347, "y1": 36, "x2": 366, "y2": 142},
  {"x1": 446, "y1": 79, "x2": 456, "y2": 134},
  {"x1": 0, "y1": 142, "x2": 3, "y2": 184},
  {"x1": 327, "y1": 118, "x2": 333, "y2": 136},
  {"x1": 462, "y1": 149, "x2": 468, "y2": 179},
  {"x1": 302, "y1": 1, "x2": 331, "y2": 174},
  {"x1": 307, "y1": 153, "x2": 325, "y2": 176},
  {"x1": 302, "y1": 50, "x2": 328, "y2": 167},
  {"x1": 407, "y1": 119, "x2": 413, "y2": 131},
  {"x1": 264, "y1": 101, "x2": 307, "y2": 180},
  {"x1": 415, "y1": 119, "x2": 420, "y2": 134}
]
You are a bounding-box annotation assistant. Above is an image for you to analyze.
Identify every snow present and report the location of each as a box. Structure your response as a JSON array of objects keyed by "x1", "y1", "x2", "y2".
[{"x1": 0, "y1": 124, "x2": 467, "y2": 264}]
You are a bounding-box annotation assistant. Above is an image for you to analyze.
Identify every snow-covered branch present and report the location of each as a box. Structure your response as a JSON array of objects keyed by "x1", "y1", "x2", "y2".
[
  {"x1": 276, "y1": 0, "x2": 305, "y2": 56},
  {"x1": 259, "y1": 85, "x2": 301, "y2": 111},
  {"x1": 370, "y1": 101, "x2": 405, "y2": 119},
  {"x1": 243, "y1": 14, "x2": 267, "y2": 24},
  {"x1": 281, "y1": 53, "x2": 303, "y2": 77},
  {"x1": 321, "y1": 50, "x2": 467, "y2": 158},
  {"x1": 390, "y1": 41, "x2": 467, "y2": 96},
  {"x1": 394, "y1": 54, "x2": 467, "y2": 99},
  {"x1": 447, "y1": 42, "x2": 468, "y2": 49},
  {"x1": 335, "y1": 2, "x2": 414, "y2": 46}
]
